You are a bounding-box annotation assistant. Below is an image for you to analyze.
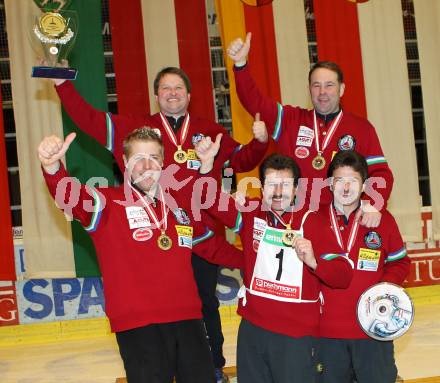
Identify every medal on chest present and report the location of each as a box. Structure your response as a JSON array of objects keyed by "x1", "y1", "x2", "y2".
[
  {"x1": 157, "y1": 231, "x2": 172, "y2": 250},
  {"x1": 311, "y1": 154, "x2": 326, "y2": 170},
  {"x1": 269, "y1": 209, "x2": 296, "y2": 247},
  {"x1": 130, "y1": 183, "x2": 172, "y2": 251},
  {"x1": 312, "y1": 110, "x2": 343, "y2": 170},
  {"x1": 159, "y1": 112, "x2": 190, "y2": 164},
  {"x1": 281, "y1": 224, "x2": 297, "y2": 247},
  {"x1": 173, "y1": 146, "x2": 187, "y2": 163},
  {"x1": 329, "y1": 204, "x2": 360, "y2": 257}
]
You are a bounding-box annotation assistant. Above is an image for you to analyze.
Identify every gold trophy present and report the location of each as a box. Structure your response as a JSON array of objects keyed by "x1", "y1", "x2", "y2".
[{"x1": 30, "y1": 0, "x2": 78, "y2": 79}]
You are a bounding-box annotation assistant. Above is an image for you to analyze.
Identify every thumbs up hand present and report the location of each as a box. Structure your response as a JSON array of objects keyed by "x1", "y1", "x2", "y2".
[
  {"x1": 38, "y1": 132, "x2": 76, "y2": 174},
  {"x1": 252, "y1": 113, "x2": 268, "y2": 143},
  {"x1": 195, "y1": 133, "x2": 223, "y2": 174},
  {"x1": 227, "y1": 32, "x2": 252, "y2": 67}
]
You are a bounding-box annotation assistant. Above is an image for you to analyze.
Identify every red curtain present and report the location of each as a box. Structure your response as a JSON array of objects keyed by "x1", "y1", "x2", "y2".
[
  {"x1": 313, "y1": 0, "x2": 367, "y2": 118},
  {"x1": 244, "y1": 3, "x2": 281, "y2": 156},
  {"x1": 174, "y1": 0, "x2": 216, "y2": 120},
  {"x1": 244, "y1": 3, "x2": 281, "y2": 102},
  {"x1": 0, "y1": 79, "x2": 16, "y2": 280},
  {"x1": 109, "y1": 0, "x2": 150, "y2": 115}
]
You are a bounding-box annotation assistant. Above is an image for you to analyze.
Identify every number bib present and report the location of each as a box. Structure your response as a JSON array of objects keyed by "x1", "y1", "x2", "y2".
[{"x1": 249, "y1": 225, "x2": 304, "y2": 302}]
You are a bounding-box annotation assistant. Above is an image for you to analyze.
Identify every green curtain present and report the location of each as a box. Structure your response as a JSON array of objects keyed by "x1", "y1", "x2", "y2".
[{"x1": 62, "y1": 0, "x2": 114, "y2": 276}]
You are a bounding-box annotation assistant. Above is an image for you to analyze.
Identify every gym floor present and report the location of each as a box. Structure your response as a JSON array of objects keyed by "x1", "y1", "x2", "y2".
[{"x1": 0, "y1": 300, "x2": 438, "y2": 382}]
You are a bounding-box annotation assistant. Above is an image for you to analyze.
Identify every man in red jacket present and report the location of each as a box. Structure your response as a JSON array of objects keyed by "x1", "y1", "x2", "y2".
[
  {"x1": 316, "y1": 150, "x2": 410, "y2": 383},
  {"x1": 193, "y1": 127, "x2": 354, "y2": 383},
  {"x1": 226, "y1": 33, "x2": 393, "y2": 228},
  {"x1": 51, "y1": 66, "x2": 268, "y2": 382},
  {"x1": 38, "y1": 127, "x2": 245, "y2": 383}
]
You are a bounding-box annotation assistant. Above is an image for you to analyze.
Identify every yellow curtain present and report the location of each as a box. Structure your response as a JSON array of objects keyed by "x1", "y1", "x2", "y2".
[
  {"x1": 413, "y1": 0, "x2": 440, "y2": 240},
  {"x1": 140, "y1": 0, "x2": 180, "y2": 114},
  {"x1": 5, "y1": 0, "x2": 75, "y2": 277},
  {"x1": 272, "y1": 0, "x2": 310, "y2": 107},
  {"x1": 358, "y1": 0, "x2": 421, "y2": 241}
]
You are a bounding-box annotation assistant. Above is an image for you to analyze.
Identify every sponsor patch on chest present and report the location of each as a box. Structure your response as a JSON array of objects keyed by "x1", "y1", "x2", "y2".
[
  {"x1": 186, "y1": 149, "x2": 201, "y2": 170},
  {"x1": 253, "y1": 217, "x2": 267, "y2": 252},
  {"x1": 296, "y1": 136, "x2": 313, "y2": 147},
  {"x1": 175, "y1": 225, "x2": 193, "y2": 249},
  {"x1": 298, "y1": 125, "x2": 314, "y2": 138},
  {"x1": 295, "y1": 146, "x2": 310, "y2": 159},
  {"x1": 125, "y1": 206, "x2": 151, "y2": 229},
  {"x1": 357, "y1": 247, "x2": 381, "y2": 271},
  {"x1": 296, "y1": 126, "x2": 314, "y2": 150},
  {"x1": 253, "y1": 217, "x2": 267, "y2": 240},
  {"x1": 132, "y1": 227, "x2": 153, "y2": 242}
]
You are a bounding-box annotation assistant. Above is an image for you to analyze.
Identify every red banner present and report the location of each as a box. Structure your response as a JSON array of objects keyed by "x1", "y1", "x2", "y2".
[
  {"x1": 174, "y1": 0, "x2": 216, "y2": 120},
  {"x1": 244, "y1": 2, "x2": 280, "y2": 157},
  {"x1": 244, "y1": 3, "x2": 281, "y2": 102},
  {"x1": 313, "y1": 0, "x2": 367, "y2": 118},
  {"x1": 0, "y1": 282, "x2": 18, "y2": 326},
  {"x1": 109, "y1": 0, "x2": 150, "y2": 115},
  {"x1": 404, "y1": 252, "x2": 440, "y2": 288},
  {"x1": 0, "y1": 79, "x2": 16, "y2": 281}
]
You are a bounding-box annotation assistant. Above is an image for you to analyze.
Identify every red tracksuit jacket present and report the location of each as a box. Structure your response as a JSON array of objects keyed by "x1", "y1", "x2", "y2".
[
  {"x1": 43, "y1": 164, "x2": 241, "y2": 332},
  {"x1": 233, "y1": 64, "x2": 394, "y2": 210},
  {"x1": 315, "y1": 205, "x2": 410, "y2": 339}
]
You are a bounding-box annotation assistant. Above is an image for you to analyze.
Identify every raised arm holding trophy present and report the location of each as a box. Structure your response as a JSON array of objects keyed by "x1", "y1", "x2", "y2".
[{"x1": 30, "y1": 0, "x2": 77, "y2": 79}]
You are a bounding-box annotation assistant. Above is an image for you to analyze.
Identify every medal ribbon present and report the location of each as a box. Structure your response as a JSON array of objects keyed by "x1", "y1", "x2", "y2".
[
  {"x1": 329, "y1": 204, "x2": 359, "y2": 255},
  {"x1": 159, "y1": 112, "x2": 190, "y2": 150},
  {"x1": 313, "y1": 110, "x2": 343, "y2": 155},
  {"x1": 269, "y1": 208, "x2": 294, "y2": 229},
  {"x1": 130, "y1": 183, "x2": 168, "y2": 232}
]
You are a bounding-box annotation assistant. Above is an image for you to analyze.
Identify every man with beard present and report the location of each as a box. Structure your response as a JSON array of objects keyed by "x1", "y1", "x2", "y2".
[{"x1": 191, "y1": 126, "x2": 353, "y2": 383}]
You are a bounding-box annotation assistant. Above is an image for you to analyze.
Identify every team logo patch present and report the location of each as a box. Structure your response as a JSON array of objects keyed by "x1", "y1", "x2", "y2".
[
  {"x1": 191, "y1": 133, "x2": 205, "y2": 146},
  {"x1": 173, "y1": 208, "x2": 191, "y2": 225},
  {"x1": 133, "y1": 228, "x2": 153, "y2": 242},
  {"x1": 364, "y1": 231, "x2": 382, "y2": 249},
  {"x1": 295, "y1": 146, "x2": 310, "y2": 159},
  {"x1": 338, "y1": 135, "x2": 356, "y2": 151}
]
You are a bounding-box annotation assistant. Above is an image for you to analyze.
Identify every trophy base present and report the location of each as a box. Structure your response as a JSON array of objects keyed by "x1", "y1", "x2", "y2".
[{"x1": 31, "y1": 66, "x2": 78, "y2": 80}]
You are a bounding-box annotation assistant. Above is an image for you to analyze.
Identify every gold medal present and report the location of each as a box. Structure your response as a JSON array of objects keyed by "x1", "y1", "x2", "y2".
[
  {"x1": 174, "y1": 145, "x2": 187, "y2": 164},
  {"x1": 312, "y1": 110, "x2": 343, "y2": 172},
  {"x1": 282, "y1": 224, "x2": 297, "y2": 247},
  {"x1": 159, "y1": 114, "x2": 191, "y2": 165},
  {"x1": 312, "y1": 154, "x2": 326, "y2": 170},
  {"x1": 158, "y1": 231, "x2": 172, "y2": 250},
  {"x1": 39, "y1": 12, "x2": 68, "y2": 38},
  {"x1": 129, "y1": 185, "x2": 172, "y2": 251}
]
